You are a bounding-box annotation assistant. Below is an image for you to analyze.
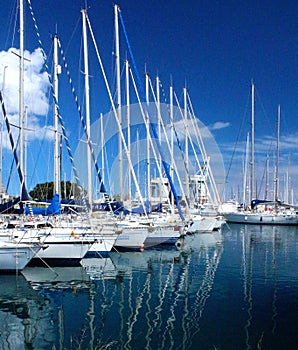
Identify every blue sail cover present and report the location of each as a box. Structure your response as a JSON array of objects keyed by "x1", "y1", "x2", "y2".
[
  {"x1": 131, "y1": 200, "x2": 151, "y2": 215},
  {"x1": 251, "y1": 199, "x2": 275, "y2": 209},
  {"x1": 25, "y1": 194, "x2": 61, "y2": 215},
  {"x1": 118, "y1": 200, "x2": 162, "y2": 215}
]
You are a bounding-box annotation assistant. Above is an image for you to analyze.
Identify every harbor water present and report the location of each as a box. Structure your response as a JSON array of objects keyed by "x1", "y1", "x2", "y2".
[{"x1": 0, "y1": 224, "x2": 297, "y2": 349}]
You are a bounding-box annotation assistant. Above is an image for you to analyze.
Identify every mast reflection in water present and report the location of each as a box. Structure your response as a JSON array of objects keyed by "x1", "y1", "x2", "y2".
[{"x1": 0, "y1": 225, "x2": 297, "y2": 349}]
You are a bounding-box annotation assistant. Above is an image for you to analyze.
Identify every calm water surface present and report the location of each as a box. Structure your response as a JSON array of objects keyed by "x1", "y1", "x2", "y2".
[{"x1": 0, "y1": 224, "x2": 297, "y2": 349}]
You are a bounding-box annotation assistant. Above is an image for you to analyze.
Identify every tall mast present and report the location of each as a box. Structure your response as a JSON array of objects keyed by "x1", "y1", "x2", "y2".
[
  {"x1": 250, "y1": 81, "x2": 255, "y2": 203},
  {"x1": 82, "y1": 9, "x2": 92, "y2": 209},
  {"x1": 184, "y1": 87, "x2": 189, "y2": 200},
  {"x1": 274, "y1": 104, "x2": 280, "y2": 202},
  {"x1": 243, "y1": 132, "x2": 250, "y2": 205},
  {"x1": 156, "y1": 76, "x2": 163, "y2": 202},
  {"x1": 125, "y1": 60, "x2": 131, "y2": 204},
  {"x1": 156, "y1": 76, "x2": 162, "y2": 171},
  {"x1": 285, "y1": 156, "x2": 290, "y2": 204},
  {"x1": 53, "y1": 34, "x2": 61, "y2": 197},
  {"x1": 136, "y1": 128, "x2": 140, "y2": 196},
  {"x1": 170, "y1": 83, "x2": 174, "y2": 208},
  {"x1": 100, "y1": 112, "x2": 104, "y2": 187},
  {"x1": 145, "y1": 72, "x2": 151, "y2": 201},
  {"x1": 265, "y1": 153, "x2": 269, "y2": 200},
  {"x1": 0, "y1": 66, "x2": 8, "y2": 199},
  {"x1": 19, "y1": 0, "x2": 25, "y2": 198},
  {"x1": 114, "y1": 4, "x2": 123, "y2": 201}
]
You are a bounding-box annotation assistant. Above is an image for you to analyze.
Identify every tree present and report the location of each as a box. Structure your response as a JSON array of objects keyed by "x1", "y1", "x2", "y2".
[{"x1": 29, "y1": 181, "x2": 86, "y2": 200}]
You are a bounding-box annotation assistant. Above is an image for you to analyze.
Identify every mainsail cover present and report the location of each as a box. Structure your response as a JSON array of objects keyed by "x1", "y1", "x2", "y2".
[{"x1": 25, "y1": 194, "x2": 60, "y2": 215}]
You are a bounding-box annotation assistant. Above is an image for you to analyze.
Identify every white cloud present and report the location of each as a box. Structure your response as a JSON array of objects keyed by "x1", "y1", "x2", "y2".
[
  {"x1": 208, "y1": 121, "x2": 230, "y2": 131},
  {"x1": 0, "y1": 47, "x2": 51, "y2": 148}
]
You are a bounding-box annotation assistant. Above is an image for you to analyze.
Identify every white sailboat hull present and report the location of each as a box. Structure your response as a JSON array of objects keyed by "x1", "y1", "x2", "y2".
[
  {"x1": 85, "y1": 234, "x2": 118, "y2": 257},
  {"x1": 10, "y1": 224, "x2": 95, "y2": 262},
  {"x1": 114, "y1": 226, "x2": 148, "y2": 250},
  {"x1": 145, "y1": 224, "x2": 182, "y2": 246},
  {"x1": 187, "y1": 216, "x2": 217, "y2": 233},
  {"x1": 224, "y1": 211, "x2": 298, "y2": 225},
  {"x1": 0, "y1": 241, "x2": 40, "y2": 272},
  {"x1": 33, "y1": 238, "x2": 92, "y2": 261}
]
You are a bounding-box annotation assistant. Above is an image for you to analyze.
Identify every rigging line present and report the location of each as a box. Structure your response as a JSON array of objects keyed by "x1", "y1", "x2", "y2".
[
  {"x1": 57, "y1": 39, "x2": 106, "y2": 194},
  {"x1": 185, "y1": 106, "x2": 215, "y2": 205},
  {"x1": 225, "y1": 87, "x2": 251, "y2": 186},
  {"x1": 3, "y1": 2, "x2": 14, "y2": 49},
  {"x1": 0, "y1": 90, "x2": 29, "y2": 201},
  {"x1": 186, "y1": 92, "x2": 220, "y2": 206},
  {"x1": 64, "y1": 14, "x2": 81, "y2": 55},
  {"x1": 255, "y1": 86, "x2": 275, "y2": 137},
  {"x1": 172, "y1": 90, "x2": 193, "y2": 182},
  {"x1": 85, "y1": 12, "x2": 148, "y2": 218},
  {"x1": 5, "y1": 134, "x2": 19, "y2": 193},
  {"x1": 162, "y1": 85, "x2": 194, "y2": 206},
  {"x1": 146, "y1": 75, "x2": 189, "y2": 210},
  {"x1": 160, "y1": 82, "x2": 190, "y2": 184},
  {"x1": 26, "y1": 43, "x2": 56, "y2": 193},
  {"x1": 256, "y1": 157, "x2": 267, "y2": 199},
  {"x1": 186, "y1": 94, "x2": 208, "y2": 161},
  {"x1": 130, "y1": 70, "x2": 178, "y2": 211},
  {"x1": 26, "y1": 0, "x2": 90, "y2": 219},
  {"x1": 118, "y1": 8, "x2": 185, "y2": 222},
  {"x1": 26, "y1": 122, "x2": 54, "y2": 194},
  {"x1": 253, "y1": 87, "x2": 276, "y2": 200}
]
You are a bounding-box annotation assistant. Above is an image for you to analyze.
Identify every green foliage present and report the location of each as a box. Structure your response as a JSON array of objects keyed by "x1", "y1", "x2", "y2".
[{"x1": 29, "y1": 181, "x2": 86, "y2": 200}]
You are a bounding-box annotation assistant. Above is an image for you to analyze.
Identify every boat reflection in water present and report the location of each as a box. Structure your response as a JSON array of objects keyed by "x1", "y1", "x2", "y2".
[
  {"x1": 1, "y1": 226, "x2": 297, "y2": 349},
  {"x1": 0, "y1": 274, "x2": 54, "y2": 349}
]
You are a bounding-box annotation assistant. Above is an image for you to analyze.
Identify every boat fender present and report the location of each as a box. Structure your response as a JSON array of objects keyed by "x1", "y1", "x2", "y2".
[{"x1": 71, "y1": 230, "x2": 79, "y2": 239}]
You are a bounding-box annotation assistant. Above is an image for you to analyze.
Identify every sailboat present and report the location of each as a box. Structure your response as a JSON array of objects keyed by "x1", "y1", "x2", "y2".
[
  {"x1": 223, "y1": 84, "x2": 298, "y2": 225},
  {"x1": 0, "y1": 240, "x2": 42, "y2": 272}
]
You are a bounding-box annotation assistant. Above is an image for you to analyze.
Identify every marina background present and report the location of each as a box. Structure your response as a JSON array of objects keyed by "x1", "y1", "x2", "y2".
[{"x1": 0, "y1": 0, "x2": 297, "y2": 199}]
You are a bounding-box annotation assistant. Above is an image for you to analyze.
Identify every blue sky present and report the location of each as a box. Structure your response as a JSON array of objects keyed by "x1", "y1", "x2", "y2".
[{"x1": 0, "y1": 0, "x2": 297, "y2": 203}]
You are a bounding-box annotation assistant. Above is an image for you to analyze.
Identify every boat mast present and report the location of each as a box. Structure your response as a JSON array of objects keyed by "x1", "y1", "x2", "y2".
[
  {"x1": 156, "y1": 76, "x2": 163, "y2": 202},
  {"x1": 250, "y1": 81, "x2": 255, "y2": 203},
  {"x1": 0, "y1": 66, "x2": 8, "y2": 200},
  {"x1": 114, "y1": 4, "x2": 123, "y2": 202},
  {"x1": 19, "y1": 0, "x2": 25, "y2": 199},
  {"x1": 145, "y1": 72, "x2": 151, "y2": 201},
  {"x1": 243, "y1": 132, "x2": 249, "y2": 205},
  {"x1": 53, "y1": 34, "x2": 61, "y2": 197},
  {"x1": 156, "y1": 76, "x2": 162, "y2": 171},
  {"x1": 100, "y1": 112, "x2": 104, "y2": 187},
  {"x1": 81, "y1": 9, "x2": 92, "y2": 210},
  {"x1": 285, "y1": 156, "x2": 289, "y2": 204},
  {"x1": 184, "y1": 87, "x2": 190, "y2": 201},
  {"x1": 274, "y1": 104, "x2": 280, "y2": 203},
  {"x1": 265, "y1": 153, "x2": 269, "y2": 200},
  {"x1": 125, "y1": 60, "x2": 131, "y2": 205},
  {"x1": 170, "y1": 82, "x2": 174, "y2": 209},
  {"x1": 136, "y1": 128, "x2": 140, "y2": 197}
]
